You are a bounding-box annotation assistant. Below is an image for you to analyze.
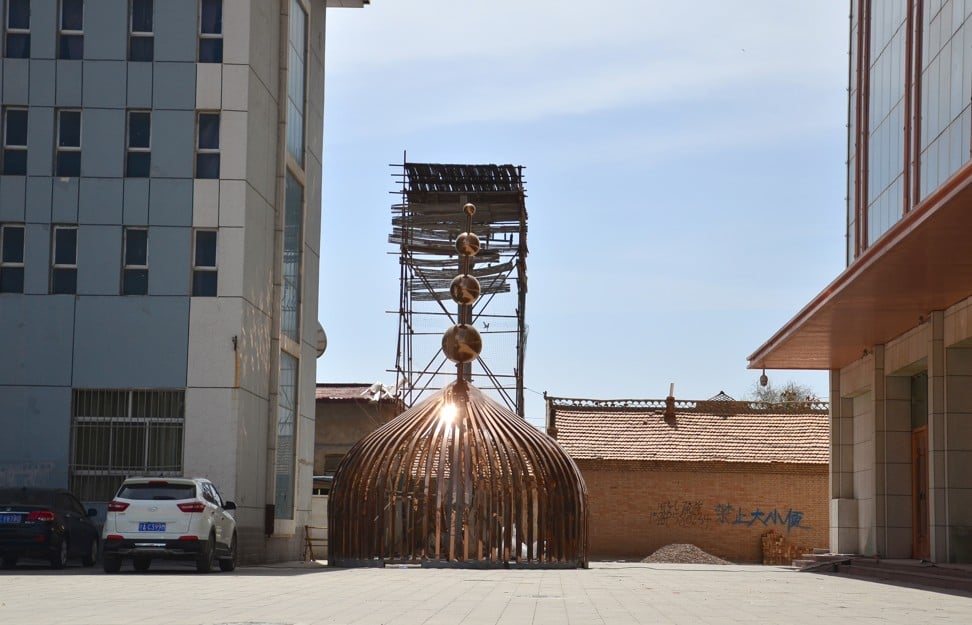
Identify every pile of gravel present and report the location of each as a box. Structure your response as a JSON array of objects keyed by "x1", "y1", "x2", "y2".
[{"x1": 641, "y1": 543, "x2": 731, "y2": 565}]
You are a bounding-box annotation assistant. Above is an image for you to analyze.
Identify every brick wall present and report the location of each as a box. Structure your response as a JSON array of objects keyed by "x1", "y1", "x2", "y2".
[{"x1": 577, "y1": 459, "x2": 828, "y2": 563}]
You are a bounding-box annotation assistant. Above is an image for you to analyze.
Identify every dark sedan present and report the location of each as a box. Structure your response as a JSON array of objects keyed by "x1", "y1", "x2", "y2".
[{"x1": 0, "y1": 487, "x2": 100, "y2": 569}]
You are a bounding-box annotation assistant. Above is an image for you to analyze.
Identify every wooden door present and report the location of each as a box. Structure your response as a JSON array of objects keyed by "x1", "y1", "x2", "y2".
[{"x1": 911, "y1": 426, "x2": 930, "y2": 560}]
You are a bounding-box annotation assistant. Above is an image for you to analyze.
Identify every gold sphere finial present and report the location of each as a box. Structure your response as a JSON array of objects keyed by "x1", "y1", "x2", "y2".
[
  {"x1": 442, "y1": 324, "x2": 483, "y2": 363},
  {"x1": 463, "y1": 202, "x2": 476, "y2": 217}
]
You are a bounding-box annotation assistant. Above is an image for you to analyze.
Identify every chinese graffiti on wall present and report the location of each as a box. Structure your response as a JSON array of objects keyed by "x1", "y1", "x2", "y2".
[
  {"x1": 644, "y1": 499, "x2": 810, "y2": 533},
  {"x1": 714, "y1": 503, "x2": 809, "y2": 532},
  {"x1": 649, "y1": 500, "x2": 710, "y2": 527}
]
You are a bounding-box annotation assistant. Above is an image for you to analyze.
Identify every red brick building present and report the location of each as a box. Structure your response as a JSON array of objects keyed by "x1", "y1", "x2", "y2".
[{"x1": 546, "y1": 394, "x2": 830, "y2": 563}]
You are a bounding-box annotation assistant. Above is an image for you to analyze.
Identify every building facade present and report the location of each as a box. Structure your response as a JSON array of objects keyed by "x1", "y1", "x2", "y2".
[
  {"x1": 546, "y1": 395, "x2": 830, "y2": 563},
  {"x1": 750, "y1": 1, "x2": 972, "y2": 563},
  {"x1": 313, "y1": 382, "x2": 403, "y2": 494},
  {"x1": 0, "y1": 0, "x2": 366, "y2": 563}
]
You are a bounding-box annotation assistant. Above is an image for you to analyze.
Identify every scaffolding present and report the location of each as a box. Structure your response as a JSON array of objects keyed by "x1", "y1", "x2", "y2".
[{"x1": 389, "y1": 160, "x2": 528, "y2": 416}]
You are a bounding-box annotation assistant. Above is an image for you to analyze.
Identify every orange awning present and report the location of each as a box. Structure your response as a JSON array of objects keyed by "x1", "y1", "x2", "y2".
[{"x1": 749, "y1": 161, "x2": 972, "y2": 371}]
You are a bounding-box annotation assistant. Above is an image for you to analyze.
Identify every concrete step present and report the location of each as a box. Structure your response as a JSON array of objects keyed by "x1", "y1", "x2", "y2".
[
  {"x1": 792, "y1": 552, "x2": 852, "y2": 570},
  {"x1": 812, "y1": 557, "x2": 972, "y2": 594}
]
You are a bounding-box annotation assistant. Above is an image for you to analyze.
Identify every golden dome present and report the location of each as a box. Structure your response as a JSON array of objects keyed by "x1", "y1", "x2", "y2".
[{"x1": 329, "y1": 380, "x2": 589, "y2": 568}]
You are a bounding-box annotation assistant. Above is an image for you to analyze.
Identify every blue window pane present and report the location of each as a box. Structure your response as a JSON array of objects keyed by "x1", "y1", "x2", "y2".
[
  {"x1": 54, "y1": 228, "x2": 76, "y2": 264},
  {"x1": 125, "y1": 229, "x2": 148, "y2": 265},
  {"x1": 2, "y1": 226, "x2": 24, "y2": 262},
  {"x1": 52, "y1": 268, "x2": 76, "y2": 294},
  {"x1": 59, "y1": 111, "x2": 81, "y2": 147},
  {"x1": 197, "y1": 114, "x2": 219, "y2": 149},
  {"x1": 128, "y1": 112, "x2": 150, "y2": 148},
  {"x1": 195, "y1": 154, "x2": 219, "y2": 179},
  {"x1": 7, "y1": 109, "x2": 28, "y2": 145},
  {"x1": 200, "y1": 0, "x2": 222, "y2": 34},
  {"x1": 192, "y1": 271, "x2": 216, "y2": 297},
  {"x1": 0, "y1": 267, "x2": 24, "y2": 293},
  {"x1": 123, "y1": 269, "x2": 148, "y2": 295},
  {"x1": 56, "y1": 152, "x2": 81, "y2": 177},
  {"x1": 8, "y1": 0, "x2": 29, "y2": 29},
  {"x1": 198, "y1": 39, "x2": 222, "y2": 63},
  {"x1": 59, "y1": 34, "x2": 83, "y2": 59},
  {"x1": 281, "y1": 173, "x2": 303, "y2": 341},
  {"x1": 194, "y1": 231, "x2": 217, "y2": 267},
  {"x1": 61, "y1": 0, "x2": 83, "y2": 30},
  {"x1": 126, "y1": 152, "x2": 150, "y2": 178},
  {"x1": 129, "y1": 36, "x2": 153, "y2": 61},
  {"x1": 5, "y1": 34, "x2": 29, "y2": 58},
  {"x1": 131, "y1": 0, "x2": 153, "y2": 32},
  {"x1": 3, "y1": 150, "x2": 26, "y2": 175}
]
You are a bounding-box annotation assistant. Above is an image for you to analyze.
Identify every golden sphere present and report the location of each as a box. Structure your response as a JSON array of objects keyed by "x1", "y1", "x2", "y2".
[
  {"x1": 450, "y1": 274, "x2": 481, "y2": 305},
  {"x1": 456, "y1": 232, "x2": 480, "y2": 257},
  {"x1": 463, "y1": 202, "x2": 476, "y2": 217},
  {"x1": 442, "y1": 324, "x2": 483, "y2": 363}
]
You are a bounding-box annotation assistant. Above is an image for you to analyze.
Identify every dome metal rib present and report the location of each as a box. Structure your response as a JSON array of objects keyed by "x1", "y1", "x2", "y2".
[{"x1": 329, "y1": 381, "x2": 589, "y2": 568}]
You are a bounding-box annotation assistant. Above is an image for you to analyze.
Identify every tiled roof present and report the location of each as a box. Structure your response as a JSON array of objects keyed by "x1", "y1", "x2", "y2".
[
  {"x1": 315, "y1": 384, "x2": 376, "y2": 401},
  {"x1": 550, "y1": 401, "x2": 828, "y2": 465}
]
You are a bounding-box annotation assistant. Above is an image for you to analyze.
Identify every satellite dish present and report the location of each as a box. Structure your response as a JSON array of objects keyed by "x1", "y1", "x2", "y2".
[{"x1": 315, "y1": 321, "x2": 327, "y2": 358}]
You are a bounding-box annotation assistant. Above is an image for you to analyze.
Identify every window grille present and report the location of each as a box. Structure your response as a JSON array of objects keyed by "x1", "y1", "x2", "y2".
[
  {"x1": 286, "y1": 0, "x2": 307, "y2": 166},
  {"x1": 274, "y1": 352, "x2": 298, "y2": 519},
  {"x1": 281, "y1": 172, "x2": 303, "y2": 341},
  {"x1": 69, "y1": 389, "x2": 185, "y2": 502}
]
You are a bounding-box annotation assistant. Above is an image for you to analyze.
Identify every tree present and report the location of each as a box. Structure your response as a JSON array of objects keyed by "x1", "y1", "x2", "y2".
[{"x1": 747, "y1": 380, "x2": 820, "y2": 405}]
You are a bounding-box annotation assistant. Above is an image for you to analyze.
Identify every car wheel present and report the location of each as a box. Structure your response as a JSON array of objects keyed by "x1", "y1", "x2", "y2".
[
  {"x1": 81, "y1": 538, "x2": 98, "y2": 567},
  {"x1": 102, "y1": 556, "x2": 121, "y2": 573},
  {"x1": 195, "y1": 534, "x2": 214, "y2": 573},
  {"x1": 219, "y1": 534, "x2": 237, "y2": 572},
  {"x1": 50, "y1": 537, "x2": 68, "y2": 569},
  {"x1": 133, "y1": 557, "x2": 151, "y2": 572},
  {"x1": 1, "y1": 555, "x2": 18, "y2": 569}
]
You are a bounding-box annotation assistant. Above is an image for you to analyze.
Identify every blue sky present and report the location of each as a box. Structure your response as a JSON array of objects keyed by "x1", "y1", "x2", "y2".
[{"x1": 317, "y1": 1, "x2": 850, "y2": 426}]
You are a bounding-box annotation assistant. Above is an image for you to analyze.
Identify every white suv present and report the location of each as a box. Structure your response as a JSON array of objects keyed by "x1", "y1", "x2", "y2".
[{"x1": 101, "y1": 477, "x2": 237, "y2": 573}]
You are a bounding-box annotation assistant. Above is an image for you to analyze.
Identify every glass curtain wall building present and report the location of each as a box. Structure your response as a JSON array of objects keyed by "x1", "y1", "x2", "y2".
[{"x1": 750, "y1": 0, "x2": 972, "y2": 563}]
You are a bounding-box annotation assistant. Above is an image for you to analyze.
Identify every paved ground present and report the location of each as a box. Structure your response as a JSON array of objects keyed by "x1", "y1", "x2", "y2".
[{"x1": 1, "y1": 560, "x2": 970, "y2": 624}]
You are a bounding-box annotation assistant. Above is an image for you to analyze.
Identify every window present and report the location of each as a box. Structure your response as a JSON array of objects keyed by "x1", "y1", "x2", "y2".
[
  {"x1": 195, "y1": 112, "x2": 219, "y2": 179},
  {"x1": 4, "y1": 0, "x2": 29, "y2": 58},
  {"x1": 69, "y1": 389, "x2": 185, "y2": 502},
  {"x1": 56, "y1": 109, "x2": 81, "y2": 177},
  {"x1": 122, "y1": 227, "x2": 148, "y2": 295},
  {"x1": 58, "y1": 0, "x2": 84, "y2": 60},
  {"x1": 198, "y1": 0, "x2": 222, "y2": 63},
  {"x1": 281, "y1": 172, "x2": 303, "y2": 341},
  {"x1": 274, "y1": 351, "x2": 297, "y2": 519},
  {"x1": 51, "y1": 225, "x2": 77, "y2": 294},
  {"x1": 126, "y1": 110, "x2": 150, "y2": 177},
  {"x1": 128, "y1": 0, "x2": 152, "y2": 61},
  {"x1": 191, "y1": 229, "x2": 216, "y2": 296},
  {"x1": 286, "y1": 0, "x2": 306, "y2": 165},
  {"x1": 2, "y1": 107, "x2": 27, "y2": 175},
  {"x1": 0, "y1": 224, "x2": 25, "y2": 293}
]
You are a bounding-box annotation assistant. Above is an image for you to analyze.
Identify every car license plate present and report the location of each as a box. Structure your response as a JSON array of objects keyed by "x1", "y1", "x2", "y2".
[
  {"x1": 138, "y1": 522, "x2": 166, "y2": 532},
  {"x1": 0, "y1": 513, "x2": 21, "y2": 524}
]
